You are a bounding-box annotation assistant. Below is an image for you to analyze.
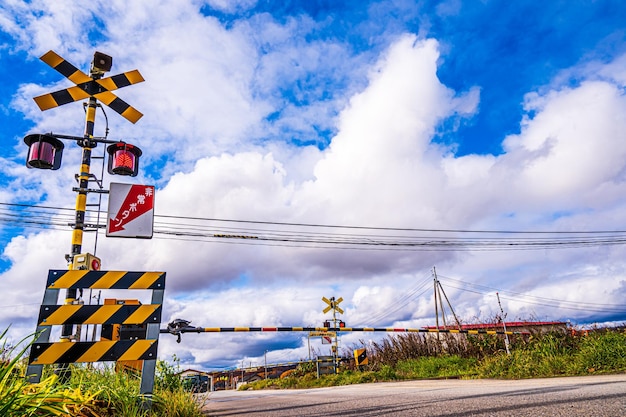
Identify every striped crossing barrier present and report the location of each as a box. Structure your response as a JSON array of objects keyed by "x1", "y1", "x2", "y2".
[
  {"x1": 161, "y1": 324, "x2": 529, "y2": 338},
  {"x1": 46, "y1": 269, "x2": 165, "y2": 290},
  {"x1": 27, "y1": 269, "x2": 166, "y2": 397},
  {"x1": 29, "y1": 340, "x2": 158, "y2": 365},
  {"x1": 38, "y1": 304, "x2": 162, "y2": 326}
]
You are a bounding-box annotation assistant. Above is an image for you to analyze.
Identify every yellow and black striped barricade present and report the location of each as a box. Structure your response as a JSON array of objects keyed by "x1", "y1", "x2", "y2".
[
  {"x1": 29, "y1": 339, "x2": 158, "y2": 365},
  {"x1": 354, "y1": 348, "x2": 368, "y2": 367},
  {"x1": 27, "y1": 270, "x2": 165, "y2": 398},
  {"x1": 37, "y1": 303, "x2": 162, "y2": 326}
]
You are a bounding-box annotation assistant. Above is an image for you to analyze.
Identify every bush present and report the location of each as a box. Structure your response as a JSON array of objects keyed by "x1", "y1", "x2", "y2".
[{"x1": 571, "y1": 330, "x2": 626, "y2": 374}]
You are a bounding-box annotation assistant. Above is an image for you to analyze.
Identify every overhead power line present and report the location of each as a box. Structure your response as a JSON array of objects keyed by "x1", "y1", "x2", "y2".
[
  {"x1": 2, "y1": 202, "x2": 626, "y2": 251},
  {"x1": 436, "y1": 274, "x2": 626, "y2": 315}
]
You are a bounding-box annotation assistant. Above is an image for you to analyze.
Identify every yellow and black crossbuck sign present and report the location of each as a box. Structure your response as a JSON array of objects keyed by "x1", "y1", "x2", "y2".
[
  {"x1": 33, "y1": 50, "x2": 144, "y2": 123},
  {"x1": 322, "y1": 296, "x2": 344, "y2": 314}
]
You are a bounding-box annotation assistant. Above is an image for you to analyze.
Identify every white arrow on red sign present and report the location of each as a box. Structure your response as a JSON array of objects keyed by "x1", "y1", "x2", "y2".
[{"x1": 107, "y1": 183, "x2": 155, "y2": 238}]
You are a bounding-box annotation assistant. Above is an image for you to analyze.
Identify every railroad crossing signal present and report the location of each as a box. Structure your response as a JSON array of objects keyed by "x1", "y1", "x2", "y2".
[
  {"x1": 322, "y1": 296, "x2": 343, "y2": 314},
  {"x1": 33, "y1": 50, "x2": 144, "y2": 123}
]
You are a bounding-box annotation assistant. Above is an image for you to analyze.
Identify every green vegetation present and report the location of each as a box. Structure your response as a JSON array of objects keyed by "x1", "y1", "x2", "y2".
[
  {"x1": 242, "y1": 327, "x2": 626, "y2": 390},
  {"x1": 479, "y1": 328, "x2": 626, "y2": 378},
  {"x1": 0, "y1": 329, "x2": 205, "y2": 416},
  {"x1": 3, "y1": 326, "x2": 625, "y2": 413}
]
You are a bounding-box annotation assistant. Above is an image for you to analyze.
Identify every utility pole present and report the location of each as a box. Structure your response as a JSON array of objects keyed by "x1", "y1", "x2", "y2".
[
  {"x1": 432, "y1": 267, "x2": 463, "y2": 340},
  {"x1": 433, "y1": 268, "x2": 440, "y2": 336},
  {"x1": 496, "y1": 292, "x2": 511, "y2": 355}
]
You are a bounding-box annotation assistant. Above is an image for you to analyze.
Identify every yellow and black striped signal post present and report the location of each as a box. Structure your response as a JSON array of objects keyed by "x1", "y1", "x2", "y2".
[
  {"x1": 27, "y1": 50, "x2": 145, "y2": 381},
  {"x1": 322, "y1": 296, "x2": 344, "y2": 373},
  {"x1": 27, "y1": 270, "x2": 165, "y2": 399}
]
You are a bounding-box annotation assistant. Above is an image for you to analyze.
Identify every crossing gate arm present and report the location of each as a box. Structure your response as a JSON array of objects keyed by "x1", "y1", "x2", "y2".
[{"x1": 160, "y1": 320, "x2": 529, "y2": 343}]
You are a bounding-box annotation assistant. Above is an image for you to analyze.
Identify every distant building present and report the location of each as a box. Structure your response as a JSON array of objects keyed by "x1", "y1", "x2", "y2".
[{"x1": 204, "y1": 363, "x2": 301, "y2": 390}]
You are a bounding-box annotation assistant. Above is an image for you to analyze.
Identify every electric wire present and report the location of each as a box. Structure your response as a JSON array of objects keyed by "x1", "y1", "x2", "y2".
[
  {"x1": 436, "y1": 274, "x2": 626, "y2": 315},
  {"x1": 3, "y1": 202, "x2": 626, "y2": 251},
  {"x1": 357, "y1": 272, "x2": 433, "y2": 326}
]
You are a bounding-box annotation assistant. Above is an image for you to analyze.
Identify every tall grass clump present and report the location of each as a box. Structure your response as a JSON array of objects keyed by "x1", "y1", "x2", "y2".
[
  {"x1": 477, "y1": 330, "x2": 576, "y2": 378},
  {"x1": 366, "y1": 330, "x2": 510, "y2": 368},
  {"x1": 0, "y1": 328, "x2": 99, "y2": 416},
  {"x1": 368, "y1": 333, "x2": 476, "y2": 367},
  {"x1": 0, "y1": 328, "x2": 205, "y2": 417},
  {"x1": 355, "y1": 327, "x2": 626, "y2": 381},
  {"x1": 69, "y1": 357, "x2": 206, "y2": 416},
  {"x1": 570, "y1": 329, "x2": 626, "y2": 374}
]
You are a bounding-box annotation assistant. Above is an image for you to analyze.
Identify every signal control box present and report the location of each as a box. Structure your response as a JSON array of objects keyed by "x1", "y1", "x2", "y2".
[{"x1": 72, "y1": 253, "x2": 101, "y2": 271}]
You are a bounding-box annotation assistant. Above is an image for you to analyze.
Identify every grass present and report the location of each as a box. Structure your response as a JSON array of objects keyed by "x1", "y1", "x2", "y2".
[
  {"x1": 63, "y1": 358, "x2": 208, "y2": 416},
  {"x1": 3, "y1": 326, "x2": 625, "y2": 413},
  {"x1": 0, "y1": 328, "x2": 206, "y2": 416},
  {"x1": 242, "y1": 326, "x2": 626, "y2": 390},
  {"x1": 0, "y1": 328, "x2": 99, "y2": 416}
]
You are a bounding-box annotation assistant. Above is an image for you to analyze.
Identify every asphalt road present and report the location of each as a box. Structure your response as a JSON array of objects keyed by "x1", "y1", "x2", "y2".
[{"x1": 201, "y1": 374, "x2": 626, "y2": 416}]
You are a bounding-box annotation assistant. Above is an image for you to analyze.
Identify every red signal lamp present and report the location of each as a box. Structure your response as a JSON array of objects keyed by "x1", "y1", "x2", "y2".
[
  {"x1": 107, "y1": 142, "x2": 142, "y2": 177},
  {"x1": 24, "y1": 134, "x2": 65, "y2": 170}
]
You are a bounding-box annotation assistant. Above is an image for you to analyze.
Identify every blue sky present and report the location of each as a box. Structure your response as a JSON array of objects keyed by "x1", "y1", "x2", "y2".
[{"x1": 1, "y1": 0, "x2": 626, "y2": 370}]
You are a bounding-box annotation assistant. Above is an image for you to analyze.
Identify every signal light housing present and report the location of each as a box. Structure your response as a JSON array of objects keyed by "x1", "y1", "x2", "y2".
[
  {"x1": 24, "y1": 134, "x2": 64, "y2": 170},
  {"x1": 92, "y1": 51, "x2": 113, "y2": 73},
  {"x1": 107, "y1": 142, "x2": 142, "y2": 177}
]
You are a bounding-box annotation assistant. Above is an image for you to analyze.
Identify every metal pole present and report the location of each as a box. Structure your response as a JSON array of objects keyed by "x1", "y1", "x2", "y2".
[
  {"x1": 57, "y1": 89, "x2": 99, "y2": 381},
  {"x1": 496, "y1": 292, "x2": 511, "y2": 355},
  {"x1": 437, "y1": 281, "x2": 447, "y2": 328},
  {"x1": 332, "y1": 297, "x2": 339, "y2": 373},
  {"x1": 433, "y1": 267, "x2": 440, "y2": 341},
  {"x1": 438, "y1": 281, "x2": 462, "y2": 330},
  {"x1": 91, "y1": 290, "x2": 101, "y2": 342}
]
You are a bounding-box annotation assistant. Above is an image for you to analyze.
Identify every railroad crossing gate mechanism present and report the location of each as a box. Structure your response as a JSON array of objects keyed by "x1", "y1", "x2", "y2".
[{"x1": 27, "y1": 270, "x2": 166, "y2": 397}]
